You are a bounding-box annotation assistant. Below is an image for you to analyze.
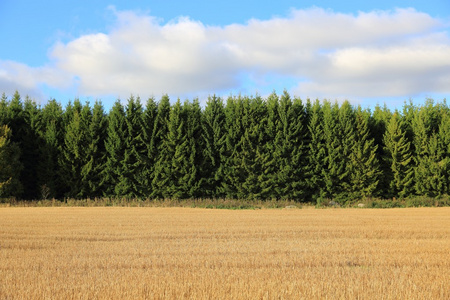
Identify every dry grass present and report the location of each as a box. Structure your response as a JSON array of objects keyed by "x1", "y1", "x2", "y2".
[{"x1": 0, "y1": 207, "x2": 449, "y2": 299}]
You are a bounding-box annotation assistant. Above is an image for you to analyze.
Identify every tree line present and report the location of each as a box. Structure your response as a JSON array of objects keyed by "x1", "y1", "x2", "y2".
[{"x1": 0, "y1": 91, "x2": 449, "y2": 203}]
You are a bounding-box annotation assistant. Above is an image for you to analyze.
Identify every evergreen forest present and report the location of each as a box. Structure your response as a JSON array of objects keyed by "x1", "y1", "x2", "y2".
[{"x1": 1, "y1": 91, "x2": 450, "y2": 205}]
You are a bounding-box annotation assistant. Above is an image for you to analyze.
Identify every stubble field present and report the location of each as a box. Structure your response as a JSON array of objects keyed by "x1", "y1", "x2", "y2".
[{"x1": 0, "y1": 207, "x2": 449, "y2": 299}]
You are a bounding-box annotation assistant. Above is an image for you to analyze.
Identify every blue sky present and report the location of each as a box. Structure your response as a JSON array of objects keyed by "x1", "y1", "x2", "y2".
[{"x1": 0, "y1": 0, "x2": 449, "y2": 110}]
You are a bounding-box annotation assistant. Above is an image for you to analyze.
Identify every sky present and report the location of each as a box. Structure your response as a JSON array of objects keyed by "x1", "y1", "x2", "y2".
[{"x1": 0, "y1": 0, "x2": 449, "y2": 110}]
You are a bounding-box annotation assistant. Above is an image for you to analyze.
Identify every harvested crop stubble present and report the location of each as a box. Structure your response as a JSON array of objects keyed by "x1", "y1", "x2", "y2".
[{"x1": 0, "y1": 207, "x2": 449, "y2": 299}]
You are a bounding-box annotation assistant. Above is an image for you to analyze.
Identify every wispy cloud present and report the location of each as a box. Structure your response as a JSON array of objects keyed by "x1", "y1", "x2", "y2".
[{"x1": 1, "y1": 7, "x2": 449, "y2": 104}]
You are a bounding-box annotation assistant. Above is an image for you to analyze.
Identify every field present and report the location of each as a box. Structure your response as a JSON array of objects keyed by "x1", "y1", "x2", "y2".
[{"x1": 0, "y1": 207, "x2": 449, "y2": 299}]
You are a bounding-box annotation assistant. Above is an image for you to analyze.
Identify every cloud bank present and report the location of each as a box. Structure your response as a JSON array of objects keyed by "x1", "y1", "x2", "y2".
[{"x1": 1, "y1": 7, "x2": 449, "y2": 104}]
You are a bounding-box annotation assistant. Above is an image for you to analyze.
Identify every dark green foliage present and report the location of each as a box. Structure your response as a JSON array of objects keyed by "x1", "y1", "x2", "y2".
[
  {"x1": 2, "y1": 92, "x2": 41, "y2": 199},
  {"x1": 238, "y1": 95, "x2": 268, "y2": 200},
  {"x1": 139, "y1": 97, "x2": 158, "y2": 196},
  {"x1": 60, "y1": 101, "x2": 92, "y2": 198},
  {"x1": 438, "y1": 113, "x2": 450, "y2": 194},
  {"x1": 322, "y1": 101, "x2": 347, "y2": 200},
  {"x1": 220, "y1": 95, "x2": 246, "y2": 198},
  {"x1": 154, "y1": 98, "x2": 203, "y2": 199},
  {"x1": 370, "y1": 104, "x2": 392, "y2": 198},
  {"x1": 164, "y1": 99, "x2": 189, "y2": 198},
  {"x1": 200, "y1": 95, "x2": 226, "y2": 198},
  {"x1": 348, "y1": 107, "x2": 380, "y2": 199},
  {"x1": 84, "y1": 101, "x2": 107, "y2": 197},
  {"x1": 119, "y1": 96, "x2": 146, "y2": 198},
  {"x1": 307, "y1": 99, "x2": 327, "y2": 201},
  {"x1": 0, "y1": 91, "x2": 449, "y2": 203},
  {"x1": 413, "y1": 104, "x2": 450, "y2": 197},
  {"x1": 258, "y1": 92, "x2": 279, "y2": 199},
  {"x1": 149, "y1": 95, "x2": 171, "y2": 199},
  {"x1": 414, "y1": 133, "x2": 448, "y2": 197},
  {"x1": 383, "y1": 112, "x2": 414, "y2": 198},
  {"x1": 103, "y1": 100, "x2": 127, "y2": 197},
  {"x1": 38, "y1": 99, "x2": 64, "y2": 198},
  {"x1": 184, "y1": 99, "x2": 203, "y2": 198},
  {"x1": 0, "y1": 125, "x2": 23, "y2": 198},
  {"x1": 151, "y1": 95, "x2": 177, "y2": 198},
  {"x1": 273, "y1": 92, "x2": 309, "y2": 201}
]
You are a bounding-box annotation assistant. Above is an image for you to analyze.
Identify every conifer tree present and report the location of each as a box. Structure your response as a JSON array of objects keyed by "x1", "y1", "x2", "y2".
[
  {"x1": 0, "y1": 93, "x2": 8, "y2": 122},
  {"x1": 150, "y1": 95, "x2": 172, "y2": 198},
  {"x1": 4, "y1": 92, "x2": 41, "y2": 199},
  {"x1": 239, "y1": 95, "x2": 267, "y2": 199},
  {"x1": 348, "y1": 107, "x2": 380, "y2": 199},
  {"x1": 60, "y1": 102, "x2": 92, "y2": 198},
  {"x1": 412, "y1": 102, "x2": 450, "y2": 197},
  {"x1": 258, "y1": 92, "x2": 279, "y2": 199},
  {"x1": 307, "y1": 99, "x2": 327, "y2": 201},
  {"x1": 334, "y1": 101, "x2": 357, "y2": 201},
  {"x1": 0, "y1": 125, "x2": 23, "y2": 198},
  {"x1": 421, "y1": 99, "x2": 443, "y2": 135},
  {"x1": 153, "y1": 99, "x2": 186, "y2": 198},
  {"x1": 412, "y1": 108, "x2": 429, "y2": 195},
  {"x1": 371, "y1": 104, "x2": 392, "y2": 197},
  {"x1": 21, "y1": 96, "x2": 42, "y2": 199},
  {"x1": 148, "y1": 95, "x2": 171, "y2": 198},
  {"x1": 38, "y1": 99, "x2": 64, "y2": 199},
  {"x1": 139, "y1": 97, "x2": 158, "y2": 196},
  {"x1": 103, "y1": 100, "x2": 127, "y2": 197},
  {"x1": 82, "y1": 101, "x2": 107, "y2": 197},
  {"x1": 220, "y1": 95, "x2": 246, "y2": 198},
  {"x1": 415, "y1": 133, "x2": 448, "y2": 197},
  {"x1": 201, "y1": 95, "x2": 226, "y2": 198},
  {"x1": 321, "y1": 101, "x2": 346, "y2": 200},
  {"x1": 115, "y1": 96, "x2": 146, "y2": 198},
  {"x1": 274, "y1": 92, "x2": 308, "y2": 200},
  {"x1": 402, "y1": 100, "x2": 416, "y2": 150},
  {"x1": 383, "y1": 112, "x2": 414, "y2": 198},
  {"x1": 438, "y1": 112, "x2": 450, "y2": 194},
  {"x1": 184, "y1": 99, "x2": 203, "y2": 198}
]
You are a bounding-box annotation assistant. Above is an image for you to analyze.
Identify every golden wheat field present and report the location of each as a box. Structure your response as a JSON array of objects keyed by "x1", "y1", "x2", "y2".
[{"x1": 0, "y1": 207, "x2": 449, "y2": 299}]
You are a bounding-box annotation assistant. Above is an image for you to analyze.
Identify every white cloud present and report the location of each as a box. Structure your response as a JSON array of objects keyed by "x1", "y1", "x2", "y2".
[
  {"x1": 1, "y1": 7, "x2": 449, "y2": 103},
  {"x1": 0, "y1": 60, "x2": 72, "y2": 100}
]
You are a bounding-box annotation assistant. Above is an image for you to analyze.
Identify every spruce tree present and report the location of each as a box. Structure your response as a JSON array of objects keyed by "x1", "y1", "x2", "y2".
[
  {"x1": 201, "y1": 95, "x2": 226, "y2": 198},
  {"x1": 38, "y1": 99, "x2": 64, "y2": 199},
  {"x1": 153, "y1": 99, "x2": 186, "y2": 198},
  {"x1": 258, "y1": 92, "x2": 279, "y2": 199},
  {"x1": 412, "y1": 102, "x2": 449, "y2": 197},
  {"x1": 321, "y1": 101, "x2": 345, "y2": 200},
  {"x1": 438, "y1": 112, "x2": 450, "y2": 194},
  {"x1": 150, "y1": 95, "x2": 171, "y2": 199},
  {"x1": 22, "y1": 96, "x2": 42, "y2": 199},
  {"x1": 0, "y1": 125, "x2": 23, "y2": 198},
  {"x1": 371, "y1": 104, "x2": 392, "y2": 197},
  {"x1": 5, "y1": 92, "x2": 41, "y2": 199},
  {"x1": 348, "y1": 107, "x2": 380, "y2": 199},
  {"x1": 83, "y1": 101, "x2": 107, "y2": 197},
  {"x1": 184, "y1": 99, "x2": 203, "y2": 198},
  {"x1": 139, "y1": 97, "x2": 158, "y2": 196},
  {"x1": 307, "y1": 99, "x2": 327, "y2": 202},
  {"x1": 412, "y1": 108, "x2": 429, "y2": 196},
  {"x1": 115, "y1": 95, "x2": 146, "y2": 198},
  {"x1": 415, "y1": 133, "x2": 448, "y2": 197},
  {"x1": 239, "y1": 95, "x2": 267, "y2": 199},
  {"x1": 103, "y1": 100, "x2": 127, "y2": 197},
  {"x1": 0, "y1": 93, "x2": 8, "y2": 122},
  {"x1": 383, "y1": 112, "x2": 414, "y2": 198},
  {"x1": 220, "y1": 95, "x2": 246, "y2": 198},
  {"x1": 334, "y1": 101, "x2": 356, "y2": 201},
  {"x1": 60, "y1": 102, "x2": 92, "y2": 198},
  {"x1": 274, "y1": 92, "x2": 308, "y2": 201}
]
